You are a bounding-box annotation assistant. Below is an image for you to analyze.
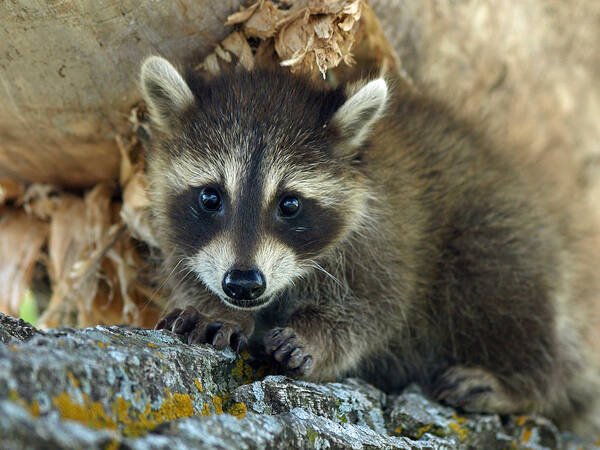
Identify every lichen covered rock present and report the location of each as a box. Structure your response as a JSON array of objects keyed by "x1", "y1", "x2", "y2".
[{"x1": 0, "y1": 313, "x2": 594, "y2": 449}]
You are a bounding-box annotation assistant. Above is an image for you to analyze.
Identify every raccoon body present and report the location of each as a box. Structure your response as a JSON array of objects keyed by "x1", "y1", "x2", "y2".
[{"x1": 140, "y1": 56, "x2": 600, "y2": 435}]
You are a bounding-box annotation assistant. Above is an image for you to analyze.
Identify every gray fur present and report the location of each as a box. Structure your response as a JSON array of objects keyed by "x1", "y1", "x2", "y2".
[{"x1": 140, "y1": 56, "x2": 600, "y2": 437}]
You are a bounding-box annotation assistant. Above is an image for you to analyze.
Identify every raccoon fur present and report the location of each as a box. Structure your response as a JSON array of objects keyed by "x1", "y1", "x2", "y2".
[{"x1": 140, "y1": 56, "x2": 600, "y2": 436}]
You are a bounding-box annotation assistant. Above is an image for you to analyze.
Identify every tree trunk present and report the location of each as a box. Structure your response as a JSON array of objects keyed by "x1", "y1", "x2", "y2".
[
  {"x1": 0, "y1": 0, "x2": 242, "y2": 188},
  {"x1": 2, "y1": 1, "x2": 599, "y2": 191}
]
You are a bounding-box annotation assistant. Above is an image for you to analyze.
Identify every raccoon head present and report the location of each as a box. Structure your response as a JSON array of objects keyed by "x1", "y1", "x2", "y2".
[{"x1": 140, "y1": 56, "x2": 387, "y2": 310}]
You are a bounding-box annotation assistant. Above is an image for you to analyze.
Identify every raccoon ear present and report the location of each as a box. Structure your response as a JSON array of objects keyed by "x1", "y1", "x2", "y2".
[
  {"x1": 331, "y1": 78, "x2": 388, "y2": 153},
  {"x1": 140, "y1": 56, "x2": 194, "y2": 130}
]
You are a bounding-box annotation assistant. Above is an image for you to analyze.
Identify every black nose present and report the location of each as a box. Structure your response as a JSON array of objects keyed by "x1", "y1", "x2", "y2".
[{"x1": 222, "y1": 269, "x2": 266, "y2": 301}]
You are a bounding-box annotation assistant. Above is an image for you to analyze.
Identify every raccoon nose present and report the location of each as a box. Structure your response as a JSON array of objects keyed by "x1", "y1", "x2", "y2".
[{"x1": 222, "y1": 269, "x2": 266, "y2": 301}]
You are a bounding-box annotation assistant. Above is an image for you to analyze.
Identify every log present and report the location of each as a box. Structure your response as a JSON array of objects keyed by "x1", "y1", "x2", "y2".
[
  {"x1": 1, "y1": 1, "x2": 599, "y2": 191},
  {"x1": 371, "y1": 0, "x2": 600, "y2": 187},
  {"x1": 0, "y1": 0, "x2": 242, "y2": 187}
]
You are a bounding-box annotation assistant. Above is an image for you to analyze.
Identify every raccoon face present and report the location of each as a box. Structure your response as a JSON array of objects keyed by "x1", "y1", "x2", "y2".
[{"x1": 141, "y1": 56, "x2": 387, "y2": 310}]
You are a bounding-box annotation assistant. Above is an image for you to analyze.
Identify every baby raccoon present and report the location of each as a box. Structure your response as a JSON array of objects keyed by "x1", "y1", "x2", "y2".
[{"x1": 140, "y1": 56, "x2": 600, "y2": 435}]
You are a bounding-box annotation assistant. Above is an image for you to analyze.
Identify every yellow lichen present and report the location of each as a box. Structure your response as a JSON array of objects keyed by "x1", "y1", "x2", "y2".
[
  {"x1": 8, "y1": 344, "x2": 20, "y2": 352},
  {"x1": 394, "y1": 426, "x2": 403, "y2": 435},
  {"x1": 231, "y1": 359, "x2": 245, "y2": 379},
  {"x1": 67, "y1": 371, "x2": 80, "y2": 388},
  {"x1": 194, "y1": 378, "x2": 204, "y2": 392},
  {"x1": 243, "y1": 361, "x2": 253, "y2": 380},
  {"x1": 172, "y1": 393, "x2": 194, "y2": 417},
  {"x1": 448, "y1": 421, "x2": 468, "y2": 441},
  {"x1": 8, "y1": 390, "x2": 41, "y2": 418},
  {"x1": 124, "y1": 404, "x2": 159, "y2": 437},
  {"x1": 96, "y1": 342, "x2": 106, "y2": 348},
  {"x1": 227, "y1": 402, "x2": 247, "y2": 419},
  {"x1": 52, "y1": 392, "x2": 117, "y2": 430},
  {"x1": 9, "y1": 390, "x2": 19, "y2": 402},
  {"x1": 30, "y1": 400, "x2": 40, "y2": 417},
  {"x1": 49, "y1": 388, "x2": 195, "y2": 437},
  {"x1": 515, "y1": 415, "x2": 529, "y2": 427},
  {"x1": 416, "y1": 423, "x2": 433, "y2": 438},
  {"x1": 149, "y1": 389, "x2": 194, "y2": 422},
  {"x1": 212, "y1": 395, "x2": 224, "y2": 414},
  {"x1": 521, "y1": 427, "x2": 532, "y2": 443},
  {"x1": 201, "y1": 403, "x2": 211, "y2": 416},
  {"x1": 231, "y1": 358, "x2": 254, "y2": 383},
  {"x1": 113, "y1": 397, "x2": 130, "y2": 422},
  {"x1": 452, "y1": 412, "x2": 467, "y2": 424},
  {"x1": 307, "y1": 428, "x2": 318, "y2": 446},
  {"x1": 105, "y1": 440, "x2": 120, "y2": 450}
]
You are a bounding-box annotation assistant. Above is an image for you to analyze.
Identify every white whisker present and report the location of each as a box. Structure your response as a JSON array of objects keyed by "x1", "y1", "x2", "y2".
[{"x1": 309, "y1": 259, "x2": 343, "y2": 287}]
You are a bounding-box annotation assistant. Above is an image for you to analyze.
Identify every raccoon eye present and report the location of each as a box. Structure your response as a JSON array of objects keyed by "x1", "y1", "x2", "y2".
[
  {"x1": 279, "y1": 195, "x2": 300, "y2": 218},
  {"x1": 199, "y1": 187, "x2": 222, "y2": 212}
]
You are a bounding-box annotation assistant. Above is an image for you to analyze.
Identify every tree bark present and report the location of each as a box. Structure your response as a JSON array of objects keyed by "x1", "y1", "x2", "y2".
[{"x1": 0, "y1": 0, "x2": 242, "y2": 187}]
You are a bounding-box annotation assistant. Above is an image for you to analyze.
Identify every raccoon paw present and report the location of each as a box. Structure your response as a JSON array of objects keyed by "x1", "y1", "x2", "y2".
[
  {"x1": 263, "y1": 327, "x2": 313, "y2": 376},
  {"x1": 432, "y1": 366, "x2": 507, "y2": 413},
  {"x1": 155, "y1": 307, "x2": 248, "y2": 352}
]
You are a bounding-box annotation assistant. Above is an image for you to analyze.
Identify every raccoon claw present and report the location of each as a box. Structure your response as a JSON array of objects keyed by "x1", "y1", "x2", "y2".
[
  {"x1": 155, "y1": 307, "x2": 247, "y2": 353},
  {"x1": 154, "y1": 308, "x2": 182, "y2": 331},
  {"x1": 264, "y1": 327, "x2": 313, "y2": 376},
  {"x1": 432, "y1": 366, "x2": 500, "y2": 412},
  {"x1": 194, "y1": 321, "x2": 248, "y2": 352}
]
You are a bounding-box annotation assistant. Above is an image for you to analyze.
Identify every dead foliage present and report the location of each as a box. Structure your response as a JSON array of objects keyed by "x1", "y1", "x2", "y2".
[
  {"x1": 199, "y1": 0, "x2": 363, "y2": 78},
  {"x1": 0, "y1": 135, "x2": 161, "y2": 329}
]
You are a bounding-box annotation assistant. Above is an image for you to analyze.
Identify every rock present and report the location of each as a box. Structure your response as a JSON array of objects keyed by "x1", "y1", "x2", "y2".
[
  {"x1": 0, "y1": 313, "x2": 595, "y2": 449},
  {"x1": 0, "y1": 313, "x2": 42, "y2": 344}
]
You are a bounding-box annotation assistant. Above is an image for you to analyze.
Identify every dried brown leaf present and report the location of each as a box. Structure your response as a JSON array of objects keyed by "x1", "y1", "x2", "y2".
[
  {"x1": 38, "y1": 195, "x2": 88, "y2": 328},
  {"x1": 214, "y1": 43, "x2": 233, "y2": 63},
  {"x1": 117, "y1": 135, "x2": 135, "y2": 186},
  {"x1": 0, "y1": 179, "x2": 25, "y2": 205},
  {"x1": 84, "y1": 183, "x2": 114, "y2": 246},
  {"x1": 221, "y1": 31, "x2": 255, "y2": 70},
  {"x1": 243, "y1": 1, "x2": 285, "y2": 39},
  {"x1": 225, "y1": 1, "x2": 261, "y2": 26},
  {"x1": 200, "y1": 0, "x2": 363, "y2": 78},
  {"x1": 277, "y1": 9, "x2": 314, "y2": 68},
  {"x1": 22, "y1": 184, "x2": 62, "y2": 220},
  {"x1": 121, "y1": 171, "x2": 158, "y2": 248},
  {"x1": 46, "y1": 196, "x2": 87, "y2": 285},
  {"x1": 0, "y1": 210, "x2": 48, "y2": 316},
  {"x1": 275, "y1": 1, "x2": 362, "y2": 77},
  {"x1": 201, "y1": 53, "x2": 222, "y2": 76},
  {"x1": 313, "y1": 16, "x2": 334, "y2": 39}
]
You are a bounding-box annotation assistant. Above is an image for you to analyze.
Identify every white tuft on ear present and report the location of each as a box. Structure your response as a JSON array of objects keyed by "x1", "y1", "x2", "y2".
[
  {"x1": 140, "y1": 56, "x2": 194, "y2": 129},
  {"x1": 332, "y1": 78, "x2": 388, "y2": 151}
]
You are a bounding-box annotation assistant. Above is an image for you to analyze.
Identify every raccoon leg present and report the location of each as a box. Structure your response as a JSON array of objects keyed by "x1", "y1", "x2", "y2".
[
  {"x1": 263, "y1": 327, "x2": 313, "y2": 375},
  {"x1": 156, "y1": 305, "x2": 254, "y2": 352},
  {"x1": 262, "y1": 304, "x2": 390, "y2": 380},
  {"x1": 431, "y1": 366, "x2": 531, "y2": 414}
]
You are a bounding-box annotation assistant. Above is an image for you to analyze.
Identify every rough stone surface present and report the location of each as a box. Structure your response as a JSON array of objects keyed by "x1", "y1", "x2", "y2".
[{"x1": 0, "y1": 313, "x2": 595, "y2": 449}]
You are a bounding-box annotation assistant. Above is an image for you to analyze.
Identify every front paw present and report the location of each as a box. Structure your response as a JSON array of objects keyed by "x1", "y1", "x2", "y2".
[
  {"x1": 263, "y1": 327, "x2": 313, "y2": 376},
  {"x1": 432, "y1": 366, "x2": 507, "y2": 413},
  {"x1": 155, "y1": 306, "x2": 248, "y2": 352}
]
